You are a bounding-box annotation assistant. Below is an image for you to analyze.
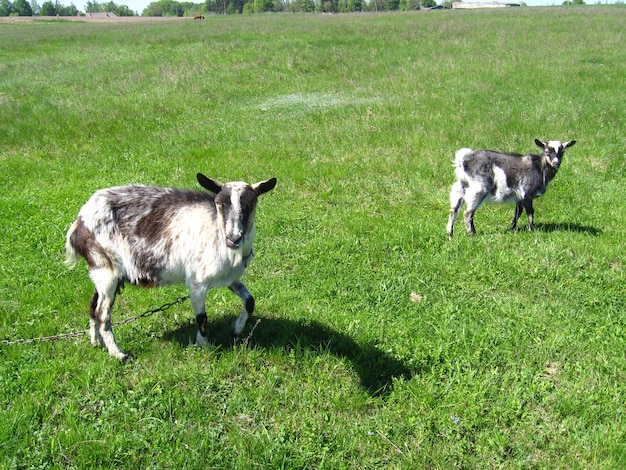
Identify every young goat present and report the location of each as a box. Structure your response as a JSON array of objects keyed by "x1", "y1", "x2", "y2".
[
  {"x1": 446, "y1": 139, "x2": 576, "y2": 238},
  {"x1": 65, "y1": 173, "x2": 277, "y2": 360}
]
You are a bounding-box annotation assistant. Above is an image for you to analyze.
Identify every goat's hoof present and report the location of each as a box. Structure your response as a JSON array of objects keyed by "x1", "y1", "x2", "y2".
[
  {"x1": 111, "y1": 352, "x2": 130, "y2": 362},
  {"x1": 229, "y1": 329, "x2": 243, "y2": 346},
  {"x1": 195, "y1": 333, "x2": 211, "y2": 349}
]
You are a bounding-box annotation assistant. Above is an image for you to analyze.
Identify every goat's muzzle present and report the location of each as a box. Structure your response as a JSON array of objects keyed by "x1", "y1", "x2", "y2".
[
  {"x1": 545, "y1": 154, "x2": 561, "y2": 169},
  {"x1": 226, "y1": 236, "x2": 244, "y2": 249}
]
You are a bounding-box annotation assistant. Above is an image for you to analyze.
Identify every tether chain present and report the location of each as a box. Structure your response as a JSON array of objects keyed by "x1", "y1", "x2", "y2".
[{"x1": 0, "y1": 295, "x2": 190, "y2": 346}]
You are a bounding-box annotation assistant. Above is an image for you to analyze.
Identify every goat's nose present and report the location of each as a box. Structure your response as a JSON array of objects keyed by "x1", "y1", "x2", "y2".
[{"x1": 227, "y1": 234, "x2": 243, "y2": 248}]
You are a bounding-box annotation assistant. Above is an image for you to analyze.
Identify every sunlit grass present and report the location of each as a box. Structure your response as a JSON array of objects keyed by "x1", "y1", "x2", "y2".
[{"x1": 1, "y1": 7, "x2": 625, "y2": 468}]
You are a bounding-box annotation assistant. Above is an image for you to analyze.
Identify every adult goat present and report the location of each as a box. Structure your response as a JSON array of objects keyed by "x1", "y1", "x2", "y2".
[{"x1": 65, "y1": 173, "x2": 277, "y2": 360}]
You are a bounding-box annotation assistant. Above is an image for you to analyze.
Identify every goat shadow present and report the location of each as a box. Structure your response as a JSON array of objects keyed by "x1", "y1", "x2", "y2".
[
  {"x1": 533, "y1": 222, "x2": 602, "y2": 235},
  {"x1": 161, "y1": 315, "x2": 413, "y2": 397}
]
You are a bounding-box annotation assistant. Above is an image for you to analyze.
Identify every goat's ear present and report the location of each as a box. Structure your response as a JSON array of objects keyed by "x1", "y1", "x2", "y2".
[
  {"x1": 252, "y1": 177, "x2": 277, "y2": 196},
  {"x1": 197, "y1": 173, "x2": 222, "y2": 194},
  {"x1": 563, "y1": 140, "x2": 576, "y2": 149},
  {"x1": 535, "y1": 139, "x2": 546, "y2": 149}
]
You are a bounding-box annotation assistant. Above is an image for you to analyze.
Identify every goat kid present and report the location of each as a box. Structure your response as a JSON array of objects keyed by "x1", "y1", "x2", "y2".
[
  {"x1": 446, "y1": 139, "x2": 576, "y2": 238},
  {"x1": 65, "y1": 173, "x2": 277, "y2": 360}
]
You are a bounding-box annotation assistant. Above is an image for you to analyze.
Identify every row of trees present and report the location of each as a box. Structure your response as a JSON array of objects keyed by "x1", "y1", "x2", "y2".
[
  {"x1": 0, "y1": 0, "x2": 136, "y2": 15},
  {"x1": 84, "y1": 0, "x2": 136, "y2": 14},
  {"x1": 0, "y1": 0, "x2": 77, "y2": 15},
  {"x1": 143, "y1": 0, "x2": 438, "y2": 15},
  {"x1": 0, "y1": 0, "x2": 602, "y2": 16},
  {"x1": 0, "y1": 0, "x2": 439, "y2": 16}
]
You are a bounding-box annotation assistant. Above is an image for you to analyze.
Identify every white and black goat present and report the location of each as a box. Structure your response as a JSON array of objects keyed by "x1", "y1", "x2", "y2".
[
  {"x1": 446, "y1": 139, "x2": 576, "y2": 238},
  {"x1": 65, "y1": 173, "x2": 277, "y2": 360}
]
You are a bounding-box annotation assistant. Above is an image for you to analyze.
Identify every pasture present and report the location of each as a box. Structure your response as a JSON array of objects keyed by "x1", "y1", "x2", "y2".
[{"x1": 1, "y1": 7, "x2": 625, "y2": 468}]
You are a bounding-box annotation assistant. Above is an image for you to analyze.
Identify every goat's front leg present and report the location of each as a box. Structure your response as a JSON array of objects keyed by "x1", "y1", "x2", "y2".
[
  {"x1": 229, "y1": 280, "x2": 255, "y2": 340},
  {"x1": 190, "y1": 285, "x2": 210, "y2": 348},
  {"x1": 511, "y1": 202, "x2": 524, "y2": 231},
  {"x1": 523, "y1": 199, "x2": 535, "y2": 231}
]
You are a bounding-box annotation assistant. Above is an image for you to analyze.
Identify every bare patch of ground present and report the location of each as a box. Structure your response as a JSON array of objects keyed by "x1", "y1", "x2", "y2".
[{"x1": 0, "y1": 15, "x2": 192, "y2": 24}]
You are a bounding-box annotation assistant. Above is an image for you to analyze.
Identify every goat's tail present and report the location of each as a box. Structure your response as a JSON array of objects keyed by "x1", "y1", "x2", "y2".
[
  {"x1": 453, "y1": 148, "x2": 473, "y2": 183},
  {"x1": 454, "y1": 148, "x2": 473, "y2": 167},
  {"x1": 64, "y1": 220, "x2": 80, "y2": 269}
]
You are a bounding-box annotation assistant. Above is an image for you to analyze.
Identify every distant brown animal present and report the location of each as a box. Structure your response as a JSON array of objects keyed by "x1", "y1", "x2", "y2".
[{"x1": 194, "y1": 14, "x2": 204, "y2": 19}]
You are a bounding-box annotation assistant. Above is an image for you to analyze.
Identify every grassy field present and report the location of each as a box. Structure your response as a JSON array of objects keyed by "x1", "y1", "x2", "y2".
[{"x1": 1, "y1": 7, "x2": 625, "y2": 468}]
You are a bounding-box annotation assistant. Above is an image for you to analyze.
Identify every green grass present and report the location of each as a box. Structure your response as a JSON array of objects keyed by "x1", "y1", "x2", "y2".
[{"x1": 1, "y1": 7, "x2": 625, "y2": 468}]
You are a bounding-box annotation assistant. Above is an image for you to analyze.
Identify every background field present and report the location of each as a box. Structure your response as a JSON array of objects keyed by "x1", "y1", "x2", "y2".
[{"x1": 1, "y1": 7, "x2": 625, "y2": 468}]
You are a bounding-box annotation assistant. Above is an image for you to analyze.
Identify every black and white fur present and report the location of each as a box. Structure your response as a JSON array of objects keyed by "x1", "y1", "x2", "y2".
[
  {"x1": 446, "y1": 139, "x2": 576, "y2": 238},
  {"x1": 65, "y1": 173, "x2": 277, "y2": 360}
]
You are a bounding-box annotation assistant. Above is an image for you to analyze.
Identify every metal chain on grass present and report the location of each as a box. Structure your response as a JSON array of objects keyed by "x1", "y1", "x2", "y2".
[{"x1": 0, "y1": 295, "x2": 190, "y2": 346}]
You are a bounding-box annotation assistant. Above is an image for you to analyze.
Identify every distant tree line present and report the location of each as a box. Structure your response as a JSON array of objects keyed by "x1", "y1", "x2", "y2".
[
  {"x1": 84, "y1": 0, "x2": 136, "y2": 14},
  {"x1": 0, "y1": 0, "x2": 77, "y2": 15},
  {"x1": 1, "y1": 0, "x2": 614, "y2": 17},
  {"x1": 1, "y1": 0, "x2": 438, "y2": 18},
  {"x1": 0, "y1": 0, "x2": 136, "y2": 15},
  {"x1": 143, "y1": 0, "x2": 436, "y2": 15},
  {"x1": 0, "y1": 0, "x2": 436, "y2": 17}
]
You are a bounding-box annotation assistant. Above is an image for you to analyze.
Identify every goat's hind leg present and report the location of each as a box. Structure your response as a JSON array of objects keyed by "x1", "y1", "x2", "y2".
[
  {"x1": 90, "y1": 269, "x2": 128, "y2": 361},
  {"x1": 447, "y1": 181, "x2": 465, "y2": 238},
  {"x1": 462, "y1": 188, "x2": 487, "y2": 236},
  {"x1": 510, "y1": 202, "x2": 524, "y2": 231},
  {"x1": 229, "y1": 280, "x2": 255, "y2": 340},
  {"x1": 88, "y1": 290, "x2": 104, "y2": 347}
]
